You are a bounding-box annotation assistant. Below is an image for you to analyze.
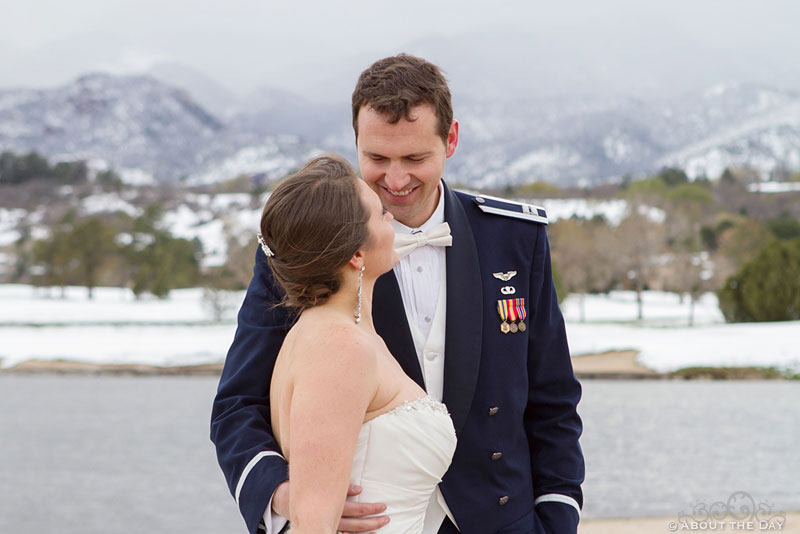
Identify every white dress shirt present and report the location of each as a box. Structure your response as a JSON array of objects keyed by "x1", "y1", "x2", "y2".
[{"x1": 391, "y1": 183, "x2": 446, "y2": 344}]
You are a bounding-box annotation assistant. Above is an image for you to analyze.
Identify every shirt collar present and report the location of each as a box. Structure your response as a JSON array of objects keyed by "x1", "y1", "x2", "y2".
[{"x1": 390, "y1": 181, "x2": 445, "y2": 234}]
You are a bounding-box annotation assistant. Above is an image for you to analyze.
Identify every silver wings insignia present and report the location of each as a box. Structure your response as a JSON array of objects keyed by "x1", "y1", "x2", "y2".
[{"x1": 492, "y1": 271, "x2": 517, "y2": 282}]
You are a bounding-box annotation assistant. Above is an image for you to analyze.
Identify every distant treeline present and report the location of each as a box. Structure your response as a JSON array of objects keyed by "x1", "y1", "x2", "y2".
[
  {"x1": 2, "y1": 151, "x2": 256, "y2": 301},
  {"x1": 0, "y1": 150, "x2": 122, "y2": 186},
  {"x1": 3, "y1": 151, "x2": 800, "y2": 320},
  {"x1": 18, "y1": 206, "x2": 201, "y2": 300},
  {"x1": 546, "y1": 167, "x2": 800, "y2": 323}
]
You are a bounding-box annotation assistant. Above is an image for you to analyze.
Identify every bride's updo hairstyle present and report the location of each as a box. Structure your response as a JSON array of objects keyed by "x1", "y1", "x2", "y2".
[{"x1": 260, "y1": 154, "x2": 370, "y2": 311}]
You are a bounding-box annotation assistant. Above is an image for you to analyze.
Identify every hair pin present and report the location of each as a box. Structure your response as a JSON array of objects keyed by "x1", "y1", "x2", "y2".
[{"x1": 257, "y1": 232, "x2": 275, "y2": 257}]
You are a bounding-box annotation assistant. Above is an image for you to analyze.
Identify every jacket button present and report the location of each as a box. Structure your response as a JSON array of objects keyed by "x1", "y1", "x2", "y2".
[
  {"x1": 498, "y1": 496, "x2": 509, "y2": 506},
  {"x1": 488, "y1": 407, "x2": 499, "y2": 416},
  {"x1": 491, "y1": 452, "x2": 503, "y2": 461}
]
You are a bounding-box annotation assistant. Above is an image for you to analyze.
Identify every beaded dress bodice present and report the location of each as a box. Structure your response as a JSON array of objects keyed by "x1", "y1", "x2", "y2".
[{"x1": 347, "y1": 395, "x2": 457, "y2": 534}]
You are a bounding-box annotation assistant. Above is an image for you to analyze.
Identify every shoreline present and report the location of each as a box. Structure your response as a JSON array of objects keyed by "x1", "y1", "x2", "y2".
[
  {"x1": 572, "y1": 349, "x2": 660, "y2": 379},
  {"x1": 1, "y1": 351, "x2": 795, "y2": 379},
  {"x1": 0, "y1": 359, "x2": 223, "y2": 376}
]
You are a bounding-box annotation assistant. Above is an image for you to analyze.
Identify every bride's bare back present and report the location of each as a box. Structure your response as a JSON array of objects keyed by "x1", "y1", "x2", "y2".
[{"x1": 270, "y1": 305, "x2": 426, "y2": 463}]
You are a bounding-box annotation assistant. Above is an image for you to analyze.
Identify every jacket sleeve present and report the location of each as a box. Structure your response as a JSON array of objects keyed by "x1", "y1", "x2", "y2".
[
  {"x1": 524, "y1": 225, "x2": 585, "y2": 534},
  {"x1": 210, "y1": 248, "x2": 293, "y2": 534}
]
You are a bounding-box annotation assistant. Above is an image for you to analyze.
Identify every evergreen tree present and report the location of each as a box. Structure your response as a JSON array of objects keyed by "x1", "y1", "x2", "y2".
[
  {"x1": 69, "y1": 218, "x2": 120, "y2": 299},
  {"x1": 12, "y1": 225, "x2": 34, "y2": 282},
  {"x1": 717, "y1": 238, "x2": 800, "y2": 322},
  {"x1": 52, "y1": 161, "x2": 89, "y2": 184},
  {"x1": 127, "y1": 207, "x2": 201, "y2": 299},
  {"x1": 766, "y1": 213, "x2": 800, "y2": 240},
  {"x1": 31, "y1": 214, "x2": 75, "y2": 296},
  {"x1": 657, "y1": 167, "x2": 689, "y2": 186},
  {"x1": 720, "y1": 168, "x2": 736, "y2": 185},
  {"x1": 0, "y1": 151, "x2": 16, "y2": 183},
  {"x1": 0, "y1": 151, "x2": 91, "y2": 184},
  {"x1": 131, "y1": 234, "x2": 200, "y2": 298},
  {"x1": 18, "y1": 152, "x2": 51, "y2": 183},
  {"x1": 96, "y1": 169, "x2": 124, "y2": 190}
]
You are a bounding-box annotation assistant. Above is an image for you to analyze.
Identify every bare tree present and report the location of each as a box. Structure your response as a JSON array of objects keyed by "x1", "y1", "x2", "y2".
[
  {"x1": 614, "y1": 209, "x2": 666, "y2": 320},
  {"x1": 551, "y1": 218, "x2": 616, "y2": 321},
  {"x1": 661, "y1": 183, "x2": 715, "y2": 325},
  {"x1": 664, "y1": 249, "x2": 714, "y2": 326}
]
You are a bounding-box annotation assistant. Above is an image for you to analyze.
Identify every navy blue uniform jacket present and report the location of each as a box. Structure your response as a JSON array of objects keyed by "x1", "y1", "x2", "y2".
[{"x1": 211, "y1": 183, "x2": 585, "y2": 534}]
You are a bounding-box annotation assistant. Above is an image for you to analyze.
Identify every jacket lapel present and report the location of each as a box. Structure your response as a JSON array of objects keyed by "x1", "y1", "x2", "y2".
[
  {"x1": 373, "y1": 271, "x2": 425, "y2": 389},
  {"x1": 442, "y1": 183, "x2": 483, "y2": 438}
]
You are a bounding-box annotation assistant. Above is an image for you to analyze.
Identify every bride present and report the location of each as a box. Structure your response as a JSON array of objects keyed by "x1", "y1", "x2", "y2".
[{"x1": 258, "y1": 154, "x2": 456, "y2": 534}]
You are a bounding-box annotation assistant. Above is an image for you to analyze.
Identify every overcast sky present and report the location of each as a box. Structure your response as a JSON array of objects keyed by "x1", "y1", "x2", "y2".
[{"x1": 2, "y1": 0, "x2": 800, "y2": 100}]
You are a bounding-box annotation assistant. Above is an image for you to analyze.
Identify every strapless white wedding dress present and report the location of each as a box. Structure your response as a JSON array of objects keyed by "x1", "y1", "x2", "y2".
[{"x1": 348, "y1": 395, "x2": 457, "y2": 534}]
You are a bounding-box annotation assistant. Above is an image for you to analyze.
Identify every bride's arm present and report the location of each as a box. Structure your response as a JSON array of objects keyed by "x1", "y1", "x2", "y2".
[{"x1": 288, "y1": 329, "x2": 378, "y2": 534}]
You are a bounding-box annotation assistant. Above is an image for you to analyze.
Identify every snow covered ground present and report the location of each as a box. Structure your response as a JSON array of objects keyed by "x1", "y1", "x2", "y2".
[
  {"x1": 0, "y1": 284, "x2": 238, "y2": 324},
  {"x1": 568, "y1": 320, "x2": 800, "y2": 372},
  {"x1": 562, "y1": 291, "x2": 799, "y2": 372},
  {"x1": 0, "y1": 285, "x2": 243, "y2": 369},
  {"x1": 0, "y1": 284, "x2": 798, "y2": 372},
  {"x1": 560, "y1": 290, "x2": 725, "y2": 326}
]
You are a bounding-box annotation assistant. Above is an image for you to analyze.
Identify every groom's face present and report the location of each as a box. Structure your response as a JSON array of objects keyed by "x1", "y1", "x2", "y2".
[{"x1": 356, "y1": 104, "x2": 458, "y2": 229}]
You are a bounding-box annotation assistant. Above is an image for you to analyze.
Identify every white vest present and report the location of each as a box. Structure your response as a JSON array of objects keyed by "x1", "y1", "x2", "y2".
[
  {"x1": 404, "y1": 260, "x2": 447, "y2": 403},
  {"x1": 402, "y1": 264, "x2": 459, "y2": 533}
]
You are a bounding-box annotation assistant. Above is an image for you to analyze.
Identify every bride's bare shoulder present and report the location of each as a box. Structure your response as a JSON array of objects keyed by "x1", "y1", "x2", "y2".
[{"x1": 287, "y1": 316, "x2": 377, "y2": 373}]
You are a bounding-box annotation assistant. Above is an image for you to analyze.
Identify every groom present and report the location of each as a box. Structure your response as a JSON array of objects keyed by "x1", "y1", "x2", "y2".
[{"x1": 211, "y1": 54, "x2": 584, "y2": 534}]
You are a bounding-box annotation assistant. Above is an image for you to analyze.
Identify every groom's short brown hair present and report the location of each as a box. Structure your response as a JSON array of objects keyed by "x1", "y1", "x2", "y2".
[{"x1": 351, "y1": 53, "x2": 453, "y2": 143}]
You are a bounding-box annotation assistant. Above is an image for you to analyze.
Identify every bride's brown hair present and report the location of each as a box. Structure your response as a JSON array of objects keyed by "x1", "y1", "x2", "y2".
[{"x1": 260, "y1": 154, "x2": 370, "y2": 311}]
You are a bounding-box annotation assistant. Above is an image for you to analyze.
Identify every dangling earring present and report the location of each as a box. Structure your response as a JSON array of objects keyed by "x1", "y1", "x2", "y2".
[{"x1": 354, "y1": 265, "x2": 365, "y2": 324}]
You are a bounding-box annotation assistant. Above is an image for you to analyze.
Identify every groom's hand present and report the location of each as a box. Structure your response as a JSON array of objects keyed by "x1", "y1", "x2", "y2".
[
  {"x1": 272, "y1": 482, "x2": 389, "y2": 534},
  {"x1": 338, "y1": 484, "x2": 390, "y2": 534}
]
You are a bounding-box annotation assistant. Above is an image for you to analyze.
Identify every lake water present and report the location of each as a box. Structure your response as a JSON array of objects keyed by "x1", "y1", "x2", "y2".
[{"x1": 1, "y1": 377, "x2": 798, "y2": 533}]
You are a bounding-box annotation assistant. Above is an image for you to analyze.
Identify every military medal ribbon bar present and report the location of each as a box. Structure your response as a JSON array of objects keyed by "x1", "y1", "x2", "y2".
[{"x1": 496, "y1": 298, "x2": 527, "y2": 334}]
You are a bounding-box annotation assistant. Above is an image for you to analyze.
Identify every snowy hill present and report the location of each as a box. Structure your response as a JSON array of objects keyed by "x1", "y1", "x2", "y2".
[
  {"x1": 0, "y1": 73, "x2": 319, "y2": 183},
  {"x1": 146, "y1": 62, "x2": 241, "y2": 120},
  {"x1": 655, "y1": 83, "x2": 800, "y2": 179},
  {"x1": 0, "y1": 73, "x2": 223, "y2": 181},
  {"x1": 451, "y1": 96, "x2": 664, "y2": 187},
  {"x1": 2, "y1": 73, "x2": 800, "y2": 186},
  {"x1": 450, "y1": 83, "x2": 800, "y2": 187}
]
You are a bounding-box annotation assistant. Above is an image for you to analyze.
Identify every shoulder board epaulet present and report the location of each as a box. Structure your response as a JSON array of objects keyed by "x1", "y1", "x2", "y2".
[{"x1": 469, "y1": 193, "x2": 548, "y2": 224}]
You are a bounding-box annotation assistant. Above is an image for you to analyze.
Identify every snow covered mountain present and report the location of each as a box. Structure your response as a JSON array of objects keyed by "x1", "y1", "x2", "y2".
[
  {"x1": 450, "y1": 96, "x2": 664, "y2": 187},
  {"x1": 0, "y1": 73, "x2": 318, "y2": 184},
  {"x1": 655, "y1": 83, "x2": 800, "y2": 180},
  {"x1": 0, "y1": 73, "x2": 225, "y2": 181},
  {"x1": 449, "y1": 83, "x2": 800, "y2": 187},
  {"x1": 2, "y1": 74, "x2": 800, "y2": 187},
  {"x1": 146, "y1": 62, "x2": 241, "y2": 120}
]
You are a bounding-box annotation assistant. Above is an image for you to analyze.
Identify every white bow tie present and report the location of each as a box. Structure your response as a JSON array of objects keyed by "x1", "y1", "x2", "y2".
[{"x1": 393, "y1": 222, "x2": 453, "y2": 259}]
